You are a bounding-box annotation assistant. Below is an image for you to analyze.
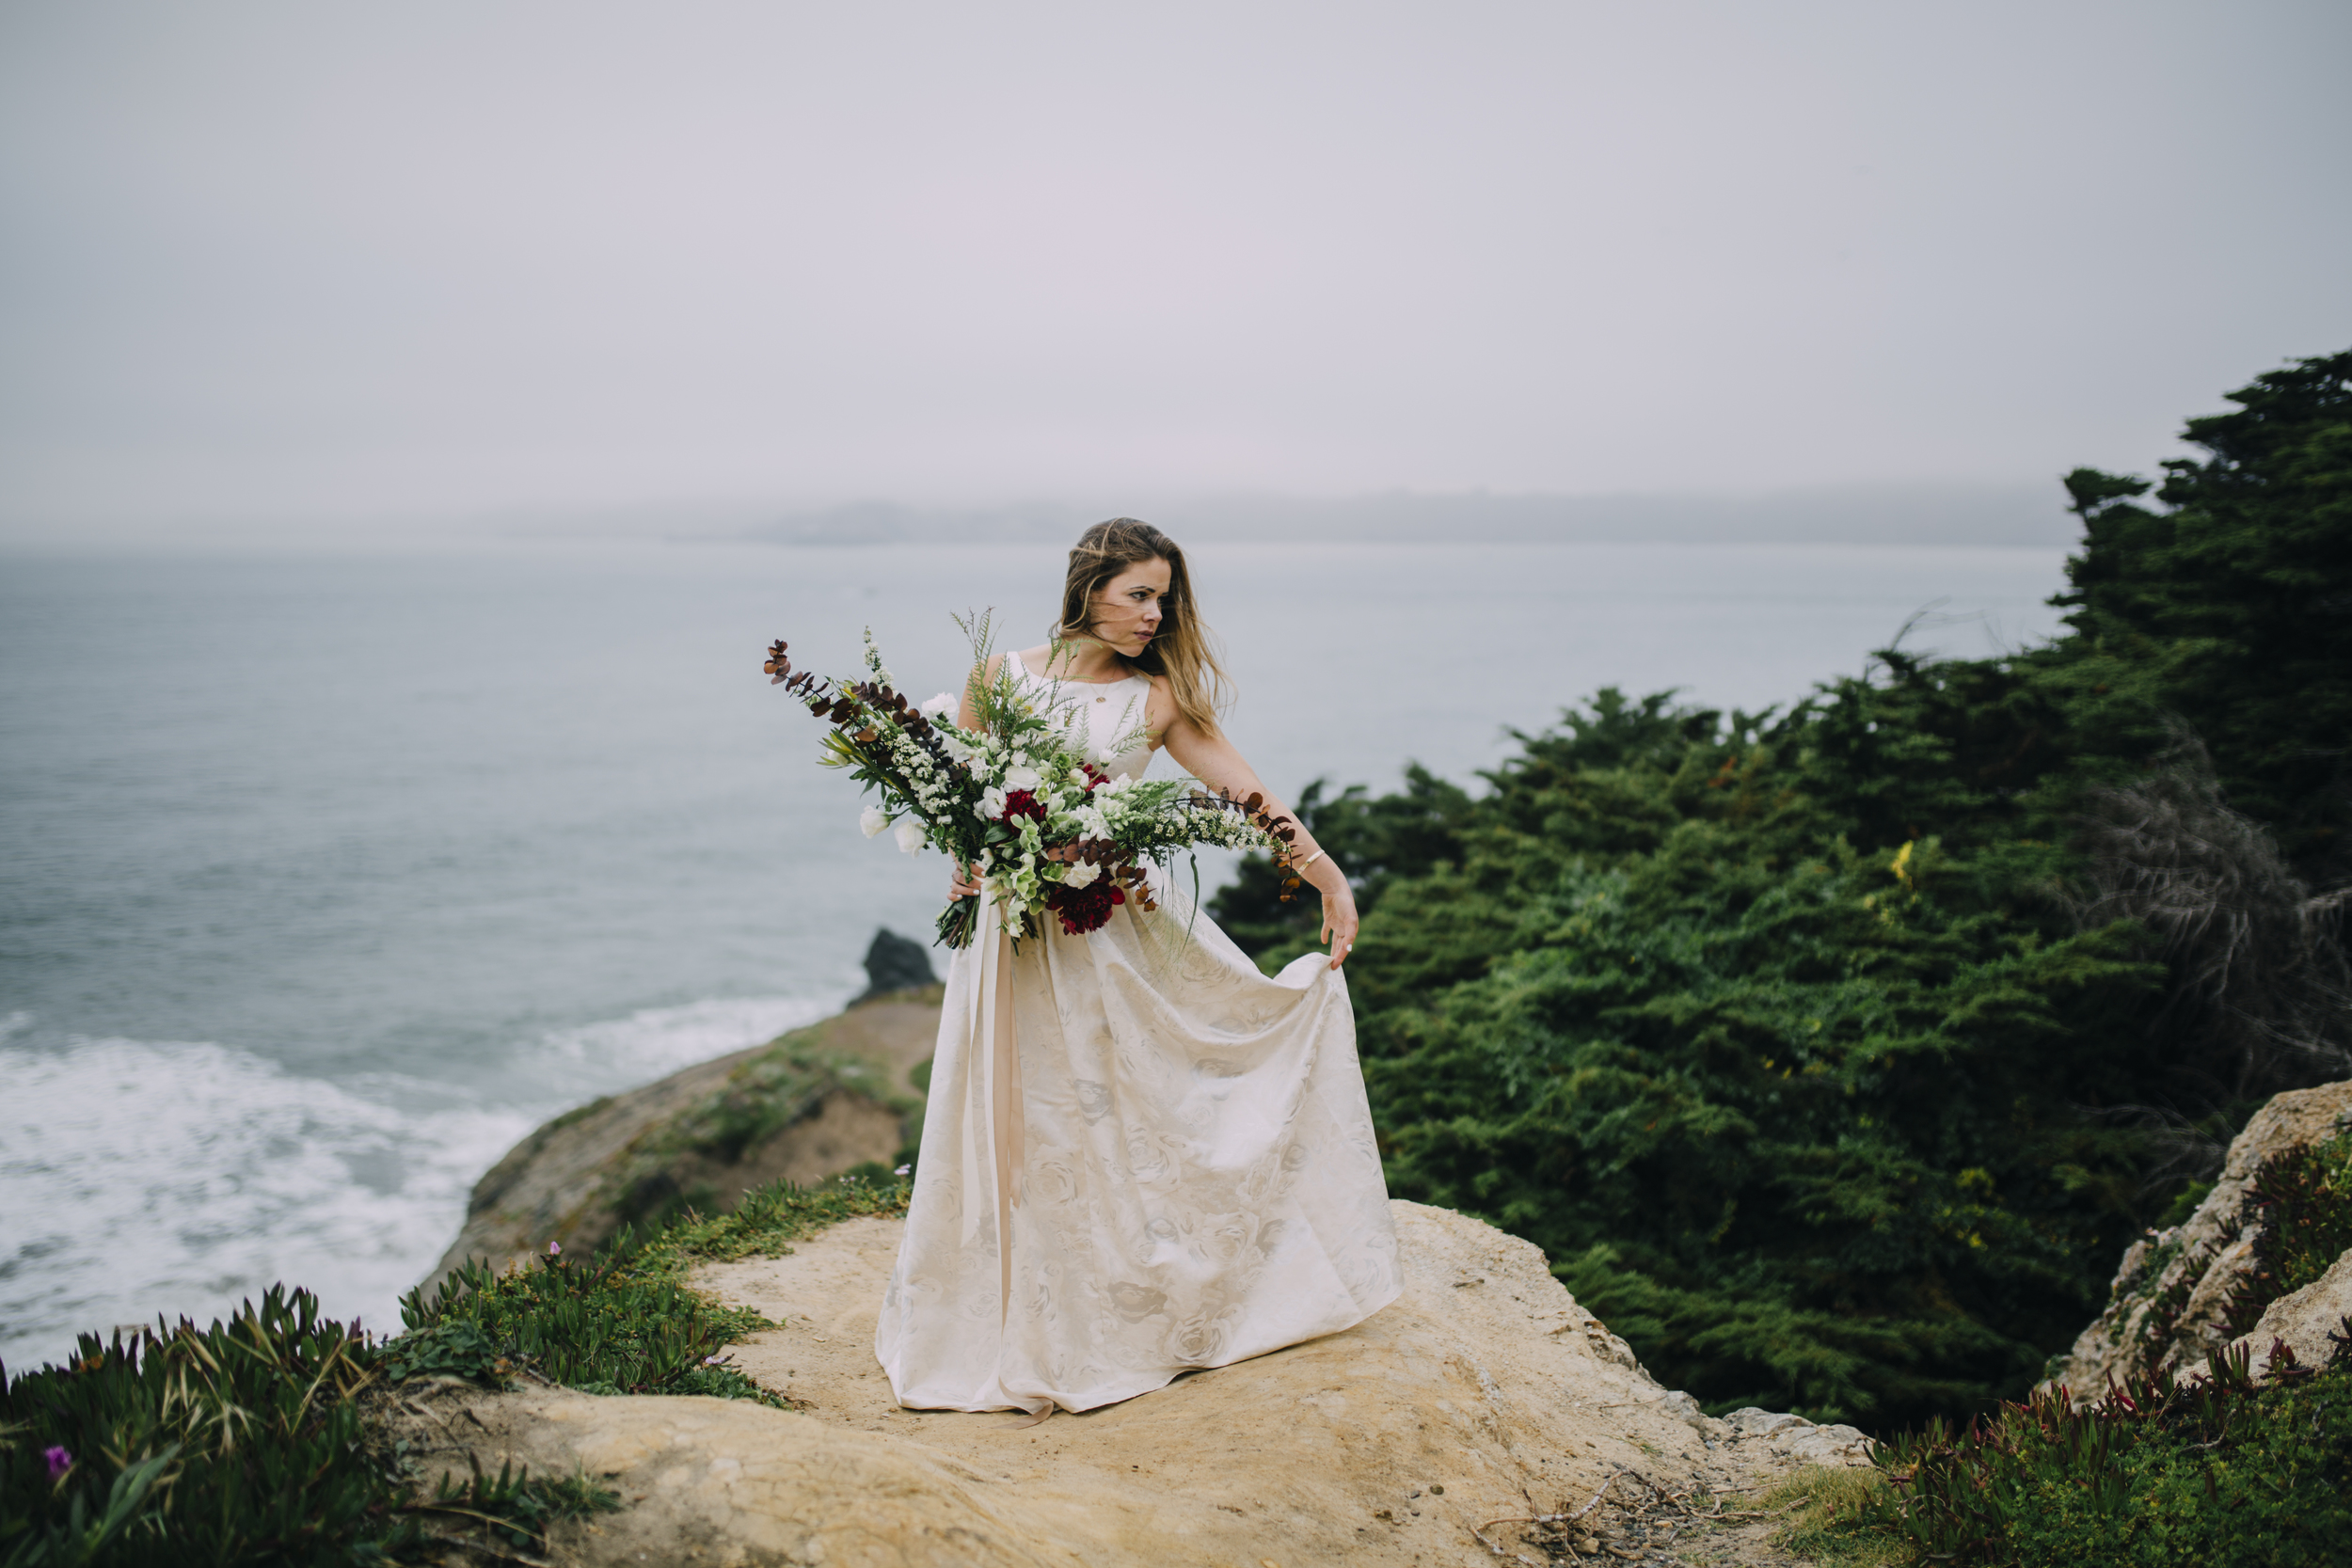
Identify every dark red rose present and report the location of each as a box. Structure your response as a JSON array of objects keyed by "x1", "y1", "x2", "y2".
[
  {"x1": 999, "y1": 788, "x2": 1047, "y2": 824},
  {"x1": 1044, "y1": 879, "x2": 1126, "y2": 936}
]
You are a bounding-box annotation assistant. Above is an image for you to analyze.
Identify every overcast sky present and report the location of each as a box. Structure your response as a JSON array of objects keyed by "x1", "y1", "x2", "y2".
[{"x1": 1, "y1": 1, "x2": 2345, "y2": 541}]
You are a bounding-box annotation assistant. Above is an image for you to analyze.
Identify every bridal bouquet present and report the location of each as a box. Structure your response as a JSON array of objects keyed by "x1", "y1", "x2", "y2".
[{"x1": 763, "y1": 613, "x2": 1302, "y2": 949}]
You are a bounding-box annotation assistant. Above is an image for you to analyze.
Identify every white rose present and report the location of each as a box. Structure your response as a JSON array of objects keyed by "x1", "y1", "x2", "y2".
[
  {"x1": 980, "y1": 785, "x2": 1008, "y2": 821},
  {"x1": 1061, "y1": 861, "x2": 1100, "y2": 889},
  {"x1": 859, "y1": 805, "x2": 890, "y2": 838},
  {"x1": 1002, "y1": 764, "x2": 1041, "y2": 793},
  {"x1": 920, "y1": 691, "x2": 957, "y2": 718},
  {"x1": 895, "y1": 819, "x2": 926, "y2": 855}
]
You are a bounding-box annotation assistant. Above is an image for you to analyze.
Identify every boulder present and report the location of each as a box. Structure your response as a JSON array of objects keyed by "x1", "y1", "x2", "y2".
[
  {"x1": 850, "y1": 927, "x2": 940, "y2": 1006},
  {"x1": 2230, "y1": 1249, "x2": 2352, "y2": 1377},
  {"x1": 391, "y1": 1201, "x2": 1867, "y2": 1568},
  {"x1": 1719, "y1": 1407, "x2": 1874, "y2": 1468},
  {"x1": 2042, "y1": 1079, "x2": 2352, "y2": 1398}
]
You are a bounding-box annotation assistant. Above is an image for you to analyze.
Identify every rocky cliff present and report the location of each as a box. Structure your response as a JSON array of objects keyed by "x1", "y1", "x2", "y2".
[
  {"x1": 2042, "y1": 1078, "x2": 2352, "y2": 1396},
  {"x1": 430, "y1": 935, "x2": 945, "y2": 1285}
]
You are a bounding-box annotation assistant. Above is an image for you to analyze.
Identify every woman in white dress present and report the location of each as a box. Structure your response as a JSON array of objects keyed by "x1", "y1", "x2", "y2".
[{"x1": 874, "y1": 518, "x2": 1400, "y2": 1416}]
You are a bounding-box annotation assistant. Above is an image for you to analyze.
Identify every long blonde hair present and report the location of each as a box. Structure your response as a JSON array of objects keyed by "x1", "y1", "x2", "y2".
[{"x1": 1057, "y1": 518, "x2": 1231, "y2": 738}]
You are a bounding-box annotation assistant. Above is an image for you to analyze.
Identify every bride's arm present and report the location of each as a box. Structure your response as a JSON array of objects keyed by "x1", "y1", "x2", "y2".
[{"x1": 1159, "y1": 709, "x2": 1358, "y2": 971}]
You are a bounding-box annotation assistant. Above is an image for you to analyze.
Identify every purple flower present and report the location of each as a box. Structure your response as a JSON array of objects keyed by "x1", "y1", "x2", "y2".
[
  {"x1": 43, "y1": 1446, "x2": 72, "y2": 1481},
  {"x1": 548, "y1": 1242, "x2": 562, "y2": 1257}
]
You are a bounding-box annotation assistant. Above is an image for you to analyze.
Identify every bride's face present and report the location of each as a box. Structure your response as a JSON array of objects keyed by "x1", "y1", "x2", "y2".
[{"x1": 1089, "y1": 557, "x2": 1171, "y2": 657}]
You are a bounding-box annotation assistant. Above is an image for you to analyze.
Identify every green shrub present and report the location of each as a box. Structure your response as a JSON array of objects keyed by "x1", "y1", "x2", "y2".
[
  {"x1": 1822, "y1": 1324, "x2": 2352, "y2": 1566},
  {"x1": 2223, "y1": 1132, "x2": 2352, "y2": 1339},
  {"x1": 0, "y1": 1287, "x2": 612, "y2": 1567},
  {"x1": 1211, "y1": 349, "x2": 2352, "y2": 1430},
  {"x1": 396, "y1": 1239, "x2": 773, "y2": 1402},
  {"x1": 395, "y1": 1173, "x2": 913, "y2": 1403},
  {"x1": 0, "y1": 1175, "x2": 910, "y2": 1564}
]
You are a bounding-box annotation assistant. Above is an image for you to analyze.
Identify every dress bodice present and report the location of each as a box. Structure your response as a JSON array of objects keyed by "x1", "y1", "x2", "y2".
[{"x1": 1005, "y1": 651, "x2": 1154, "y2": 780}]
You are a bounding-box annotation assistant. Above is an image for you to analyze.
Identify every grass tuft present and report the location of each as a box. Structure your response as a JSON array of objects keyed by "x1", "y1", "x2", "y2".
[{"x1": 1760, "y1": 1465, "x2": 1903, "y2": 1567}]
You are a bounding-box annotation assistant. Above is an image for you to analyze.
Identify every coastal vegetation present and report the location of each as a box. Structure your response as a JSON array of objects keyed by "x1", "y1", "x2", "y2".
[
  {"x1": 1778, "y1": 1117, "x2": 2352, "y2": 1565},
  {"x1": 1213, "y1": 348, "x2": 2352, "y2": 1433},
  {"x1": 0, "y1": 1177, "x2": 912, "y2": 1566}
]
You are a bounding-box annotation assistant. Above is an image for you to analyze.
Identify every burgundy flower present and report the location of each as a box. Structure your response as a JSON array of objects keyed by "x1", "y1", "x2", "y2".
[
  {"x1": 998, "y1": 789, "x2": 1047, "y2": 824},
  {"x1": 1044, "y1": 879, "x2": 1126, "y2": 935}
]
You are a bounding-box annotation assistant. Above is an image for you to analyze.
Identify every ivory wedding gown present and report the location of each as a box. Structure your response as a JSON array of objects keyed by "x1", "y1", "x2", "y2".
[{"x1": 874, "y1": 652, "x2": 1401, "y2": 1414}]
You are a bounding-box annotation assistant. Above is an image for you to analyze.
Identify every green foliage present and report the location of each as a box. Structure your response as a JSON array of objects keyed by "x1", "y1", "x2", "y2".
[
  {"x1": 1209, "y1": 349, "x2": 2352, "y2": 1430},
  {"x1": 398, "y1": 1236, "x2": 774, "y2": 1402},
  {"x1": 1, "y1": 1177, "x2": 909, "y2": 1565},
  {"x1": 2053, "y1": 349, "x2": 2352, "y2": 878},
  {"x1": 2222, "y1": 1132, "x2": 2352, "y2": 1339},
  {"x1": 1818, "y1": 1329, "x2": 2352, "y2": 1566},
  {"x1": 659, "y1": 1170, "x2": 914, "y2": 1265},
  {"x1": 0, "y1": 1288, "x2": 609, "y2": 1567},
  {"x1": 397, "y1": 1173, "x2": 913, "y2": 1403},
  {"x1": 0, "y1": 1287, "x2": 389, "y2": 1565},
  {"x1": 1763, "y1": 1466, "x2": 1904, "y2": 1568}
]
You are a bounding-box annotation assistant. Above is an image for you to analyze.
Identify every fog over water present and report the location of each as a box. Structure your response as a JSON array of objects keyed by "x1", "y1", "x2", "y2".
[{"x1": 3, "y1": 2, "x2": 2347, "y2": 537}]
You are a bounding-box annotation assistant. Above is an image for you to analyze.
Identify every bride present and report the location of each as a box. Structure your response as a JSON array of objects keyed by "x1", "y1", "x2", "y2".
[{"x1": 873, "y1": 517, "x2": 1400, "y2": 1416}]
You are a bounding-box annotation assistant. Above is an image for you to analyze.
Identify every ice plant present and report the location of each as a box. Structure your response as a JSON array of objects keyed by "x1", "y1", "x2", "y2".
[{"x1": 43, "y1": 1446, "x2": 71, "y2": 1481}]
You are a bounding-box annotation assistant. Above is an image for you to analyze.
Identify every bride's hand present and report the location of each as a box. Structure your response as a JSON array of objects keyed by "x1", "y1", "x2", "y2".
[
  {"x1": 949, "y1": 862, "x2": 981, "y2": 900},
  {"x1": 1322, "y1": 884, "x2": 1359, "y2": 970}
]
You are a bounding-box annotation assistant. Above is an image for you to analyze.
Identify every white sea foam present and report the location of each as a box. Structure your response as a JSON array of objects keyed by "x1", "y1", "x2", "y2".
[
  {"x1": 0, "y1": 994, "x2": 840, "y2": 1371},
  {"x1": 520, "y1": 995, "x2": 840, "y2": 1085}
]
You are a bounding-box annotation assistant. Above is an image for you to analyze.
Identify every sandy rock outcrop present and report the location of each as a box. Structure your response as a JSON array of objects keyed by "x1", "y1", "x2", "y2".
[
  {"x1": 2228, "y1": 1248, "x2": 2352, "y2": 1375},
  {"x1": 429, "y1": 988, "x2": 943, "y2": 1285},
  {"x1": 394, "y1": 1201, "x2": 1866, "y2": 1567},
  {"x1": 2042, "y1": 1079, "x2": 2352, "y2": 1398}
]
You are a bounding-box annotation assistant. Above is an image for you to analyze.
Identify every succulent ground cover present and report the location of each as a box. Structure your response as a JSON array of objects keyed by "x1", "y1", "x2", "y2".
[
  {"x1": 1772, "y1": 1324, "x2": 2352, "y2": 1567},
  {"x1": 0, "y1": 1175, "x2": 912, "y2": 1566}
]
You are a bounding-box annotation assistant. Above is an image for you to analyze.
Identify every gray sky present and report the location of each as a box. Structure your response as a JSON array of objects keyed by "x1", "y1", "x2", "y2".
[{"x1": 2, "y1": 1, "x2": 2346, "y2": 542}]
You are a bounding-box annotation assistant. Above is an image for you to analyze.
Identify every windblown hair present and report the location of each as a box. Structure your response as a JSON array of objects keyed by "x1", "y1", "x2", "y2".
[{"x1": 1057, "y1": 518, "x2": 1231, "y2": 738}]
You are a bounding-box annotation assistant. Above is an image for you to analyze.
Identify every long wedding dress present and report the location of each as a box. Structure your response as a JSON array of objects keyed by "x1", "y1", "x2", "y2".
[{"x1": 874, "y1": 653, "x2": 1401, "y2": 1414}]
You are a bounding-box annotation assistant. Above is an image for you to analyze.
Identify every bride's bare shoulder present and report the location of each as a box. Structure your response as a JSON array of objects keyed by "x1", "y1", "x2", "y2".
[{"x1": 1008, "y1": 643, "x2": 1053, "y2": 673}]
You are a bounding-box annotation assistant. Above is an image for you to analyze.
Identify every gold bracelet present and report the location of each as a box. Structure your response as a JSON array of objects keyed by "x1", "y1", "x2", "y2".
[{"x1": 1296, "y1": 848, "x2": 1326, "y2": 870}]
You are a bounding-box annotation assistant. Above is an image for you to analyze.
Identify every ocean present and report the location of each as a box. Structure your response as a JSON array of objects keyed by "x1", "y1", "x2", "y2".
[{"x1": 0, "y1": 537, "x2": 2068, "y2": 1367}]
